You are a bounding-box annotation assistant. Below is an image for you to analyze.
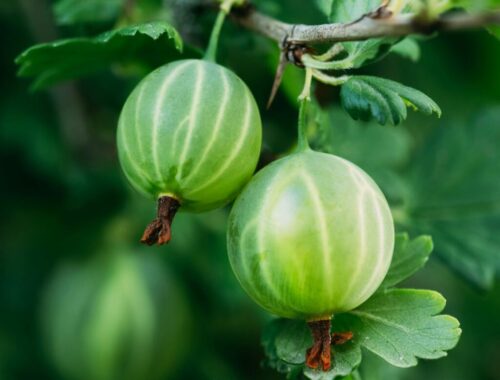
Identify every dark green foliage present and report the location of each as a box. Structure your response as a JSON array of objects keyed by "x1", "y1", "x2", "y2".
[
  {"x1": 340, "y1": 76, "x2": 441, "y2": 125},
  {"x1": 54, "y1": 0, "x2": 123, "y2": 24},
  {"x1": 16, "y1": 22, "x2": 192, "y2": 90},
  {"x1": 403, "y1": 108, "x2": 500, "y2": 289}
]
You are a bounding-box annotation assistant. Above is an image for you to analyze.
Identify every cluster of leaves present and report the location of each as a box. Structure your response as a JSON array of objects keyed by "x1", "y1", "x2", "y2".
[
  {"x1": 308, "y1": 0, "x2": 500, "y2": 126},
  {"x1": 307, "y1": 0, "x2": 440, "y2": 126},
  {"x1": 15, "y1": 0, "x2": 499, "y2": 124},
  {"x1": 403, "y1": 109, "x2": 500, "y2": 288},
  {"x1": 262, "y1": 234, "x2": 461, "y2": 380}
]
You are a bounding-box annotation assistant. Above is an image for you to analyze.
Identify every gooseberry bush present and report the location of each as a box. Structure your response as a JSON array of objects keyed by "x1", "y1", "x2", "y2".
[{"x1": 15, "y1": 0, "x2": 500, "y2": 379}]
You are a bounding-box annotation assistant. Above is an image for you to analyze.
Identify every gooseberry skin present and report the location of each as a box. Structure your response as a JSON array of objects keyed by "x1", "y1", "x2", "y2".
[
  {"x1": 227, "y1": 150, "x2": 394, "y2": 320},
  {"x1": 117, "y1": 59, "x2": 262, "y2": 212}
]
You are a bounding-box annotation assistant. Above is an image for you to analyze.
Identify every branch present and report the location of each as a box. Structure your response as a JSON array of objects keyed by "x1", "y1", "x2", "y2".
[{"x1": 232, "y1": 5, "x2": 500, "y2": 45}]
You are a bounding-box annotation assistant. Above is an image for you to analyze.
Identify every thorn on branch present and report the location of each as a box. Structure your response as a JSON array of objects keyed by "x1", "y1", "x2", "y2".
[{"x1": 266, "y1": 33, "x2": 312, "y2": 108}]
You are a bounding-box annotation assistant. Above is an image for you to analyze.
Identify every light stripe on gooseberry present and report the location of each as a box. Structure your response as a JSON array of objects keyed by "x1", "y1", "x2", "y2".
[
  {"x1": 340, "y1": 163, "x2": 376, "y2": 305},
  {"x1": 181, "y1": 68, "x2": 230, "y2": 187},
  {"x1": 176, "y1": 63, "x2": 204, "y2": 180},
  {"x1": 300, "y1": 171, "x2": 332, "y2": 302},
  {"x1": 118, "y1": 112, "x2": 154, "y2": 194},
  {"x1": 187, "y1": 87, "x2": 254, "y2": 195},
  {"x1": 152, "y1": 62, "x2": 195, "y2": 184},
  {"x1": 345, "y1": 161, "x2": 389, "y2": 305}
]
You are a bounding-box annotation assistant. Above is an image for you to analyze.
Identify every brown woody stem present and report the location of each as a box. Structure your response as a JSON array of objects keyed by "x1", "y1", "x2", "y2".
[
  {"x1": 306, "y1": 319, "x2": 332, "y2": 371},
  {"x1": 141, "y1": 196, "x2": 180, "y2": 246},
  {"x1": 306, "y1": 319, "x2": 353, "y2": 372},
  {"x1": 232, "y1": 3, "x2": 500, "y2": 46}
]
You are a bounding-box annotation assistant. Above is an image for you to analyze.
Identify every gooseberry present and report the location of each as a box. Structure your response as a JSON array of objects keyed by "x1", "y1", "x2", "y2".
[
  {"x1": 117, "y1": 59, "x2": 262, "y2": 244},
  {"x1": 42, "y1": 249, "x2": 190, "y2": 380},
  {"x1": 227, "y1": 149, "x2": 394, "y2": 370}
]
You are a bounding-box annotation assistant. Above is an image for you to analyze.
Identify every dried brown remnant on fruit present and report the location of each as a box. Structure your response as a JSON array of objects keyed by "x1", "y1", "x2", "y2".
[
  {"x1": 306, "y1": 319, "x2": 353, "y2": 372},
  {"x1": 141, "y1": 196, "x2": 180, "y2": 246}
]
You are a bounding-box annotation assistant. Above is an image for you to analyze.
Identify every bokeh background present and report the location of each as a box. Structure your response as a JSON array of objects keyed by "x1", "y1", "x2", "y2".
[{"x1": 1, "y1": 0, "x2": 499, "y2": 379}]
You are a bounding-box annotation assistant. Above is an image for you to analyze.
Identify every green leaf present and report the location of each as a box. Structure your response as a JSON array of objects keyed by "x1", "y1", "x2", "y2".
[
  {"x1": 390, "y1": 38, "x2": 421, "y2": 62},
  {"x1": 54, "y1": 0, "x2": 122, "y2": 25},
  {"x1": 402, "y1": 108, "x2": 500, "y2": 289},
  {"x1": 262, "y1": 289, "x2": 460, "y2": 379},
  {"x1": 262, "y1": 319, "x2": 302, "y2": 376},
  {"x1": 303, "y1": 342, "x2": 362, "y2": 380},
  {"x1": 380, "y1": 234, "x2": 434, "y2": 289},
  {"x1": 340, "y1": 76, "x2": 441, "y2": 125},
  {"x1": 15, "y1": 22, "x2": 191, "y2": 90},
  {"x1": 275, "y1": 320, "x2": 313, "y2": 365},
  {"x1": 335, "y1": 289, "x2": 461, "y2": 367}
]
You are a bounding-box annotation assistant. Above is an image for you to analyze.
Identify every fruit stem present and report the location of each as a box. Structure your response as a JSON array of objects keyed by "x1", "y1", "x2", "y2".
[
  {"x1": 296, "y1": 68, "x2": 312, "y2": 151},
  {"x1": 296, "y1": 97, "x2": 311, "y2": 151},
  {"x1": 204, "y1": 0, "x2": 234, "y2": 62},
  {"x1": 141, "y1": 196, "x2": 180, "y2": 246},
  {"x1": 306, "y1": 319, "x2": 332, "y2": 371},
  {"x1": 305, "y1": 318, "x2": 354, "y2": 372}
]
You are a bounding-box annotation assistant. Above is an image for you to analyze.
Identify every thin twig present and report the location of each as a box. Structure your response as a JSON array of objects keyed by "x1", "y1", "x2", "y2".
[{"x1": 232, "y1": 5, "x2": 500, "y2": 45}]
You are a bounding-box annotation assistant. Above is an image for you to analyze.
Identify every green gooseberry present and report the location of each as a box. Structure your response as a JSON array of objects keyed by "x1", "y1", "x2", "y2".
[
  {"x1": 42, "y1": 249, "x2": 191, "y2": 380},
  {"x1": 117, "y1": 59, "x2": 262, "y2": 245},
  {"x1": 227, "y1": 149, "x2": 394, "y2": 370}
]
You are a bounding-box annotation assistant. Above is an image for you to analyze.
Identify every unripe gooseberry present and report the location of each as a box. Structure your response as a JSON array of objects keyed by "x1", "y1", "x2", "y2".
[
  {"x1": 42, "y1": 250, "x2": 190, "y2": 380},
  {"x1": 227, "y1": 150, "x2": 394, "y2": 369},
  {"x1": 117, "y1": 59, "x2": 262, "y2": 245}
]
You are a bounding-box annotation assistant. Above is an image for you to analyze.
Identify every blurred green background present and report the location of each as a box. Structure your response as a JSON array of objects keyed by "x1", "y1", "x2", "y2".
[{"x1": 1, "y1": 0, "x2": 499, "y2": 379}]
